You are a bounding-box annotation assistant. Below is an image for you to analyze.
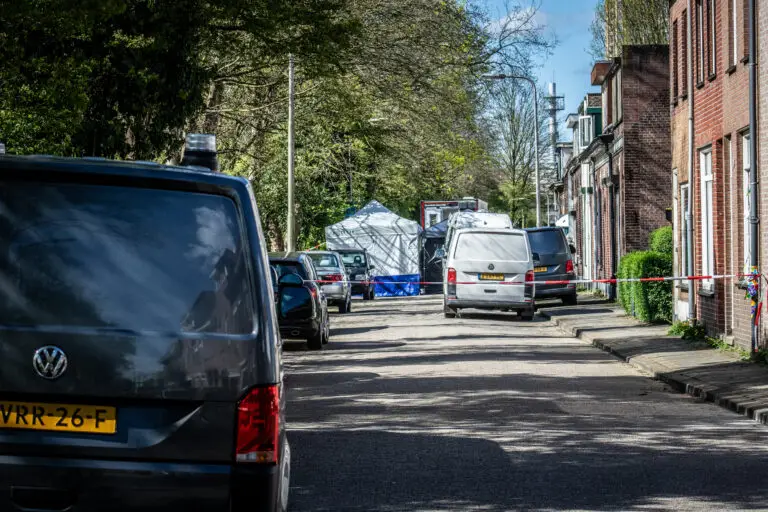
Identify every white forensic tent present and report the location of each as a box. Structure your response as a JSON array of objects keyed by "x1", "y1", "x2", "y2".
[{"x1": 325, "y1": 201, "x2": 422, "y2": 296}]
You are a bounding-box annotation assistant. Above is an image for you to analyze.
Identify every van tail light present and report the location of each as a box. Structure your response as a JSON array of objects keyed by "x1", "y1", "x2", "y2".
[
  {"x1": 566, "y1": 259, "x2": 574, "y2": 274},
  {"x1": 236, "y1": 386, "x2": 279, "y2": 464},
  {"x1": 324, "y1": 274, "x2": 343, "y2": 282},
  {"x1": 446, "y1": 267, "x2": 457, "y2": 299},
  {"x1": 524, "y1": 270, "x2": 534, "y2": 299}
]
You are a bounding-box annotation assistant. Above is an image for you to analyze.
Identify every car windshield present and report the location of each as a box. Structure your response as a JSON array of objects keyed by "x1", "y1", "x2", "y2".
[
  {"x1": 527, "y1": 230, "x2": 568, "y2": 255},
  {"x1": 340, "y1": 252, "x2": 366, "y2": 267},
  {"x1": 309, "y1": 253, "x2": 340, "y2": 268},
  {"x1": 0, "y1": 182, "x2": 253, "y2": 334},
  {"x1": 454, "y1": 232, "x2": 528, "y2": 262},
  {"x1": 271, "y1": 262, "x2": 308, "y2": 280}
]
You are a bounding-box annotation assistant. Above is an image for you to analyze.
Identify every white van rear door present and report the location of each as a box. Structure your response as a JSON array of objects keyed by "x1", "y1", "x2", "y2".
[{"x1": 451, "y1": 232, "x2": 531, "y2": 303}]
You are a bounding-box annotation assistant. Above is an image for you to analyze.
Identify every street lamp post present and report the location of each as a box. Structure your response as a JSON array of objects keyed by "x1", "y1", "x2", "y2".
[
  {"x1": 287, "y1": 54, "x2": 296, "y2": 252},
  {"x1": 483, "y1": 74, "x2": 541, "y2": 227}
]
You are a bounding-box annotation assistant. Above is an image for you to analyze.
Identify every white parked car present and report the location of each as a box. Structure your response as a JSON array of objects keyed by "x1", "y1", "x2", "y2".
[
  {"x1": 308, "y1": 251, "x2": 353, "y2": 313},
  {"x1": 442, "y1": 227, "x2": 535, "y2": 320}
]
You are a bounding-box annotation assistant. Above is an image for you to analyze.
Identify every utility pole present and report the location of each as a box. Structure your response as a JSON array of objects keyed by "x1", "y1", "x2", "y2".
[
  {"x1": 287, "y1": 54, "x2": 296, "y2": 252},
  {"x1": 483, "y1": 74, "x2": 542, "y2": 226}
]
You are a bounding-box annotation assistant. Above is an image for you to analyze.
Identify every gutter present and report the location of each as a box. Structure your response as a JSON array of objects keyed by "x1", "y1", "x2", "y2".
[{"x1": 748, "y1": 0, "x2": 759, "y2": 352}]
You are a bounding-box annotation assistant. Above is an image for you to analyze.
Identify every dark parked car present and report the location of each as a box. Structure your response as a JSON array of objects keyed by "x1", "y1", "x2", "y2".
[
  {"x1": 0, "y1": 151, "x2": 290, "y2": 511},
  {"x1": 525, "y1": 227, "x2": 577, "y2": 305},
  {"x1": 335, "y1": 248, "x2": 376, "y2": 300},
  {"x1": 269, "y1": 252, "x2": 330, "y2": 349}
]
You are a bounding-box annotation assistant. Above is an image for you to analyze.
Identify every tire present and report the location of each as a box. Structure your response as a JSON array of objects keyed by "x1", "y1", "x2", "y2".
[
  {"x1": 307, "y1": 326, "x2": 323, "y2": 350},
  {"x1": 519, "y1": 310, "x2": 534, "y2": 321},
  {"x1": 322, "y1": 315, "x2": 330, "y2": 344},
  {"x1": 339, "y1": 295, "x2": 352, "y2": 314},
  {"x1": 562, "y1": 293, "x2": 578, "y2": 306},
  {"x1": 369, "y1": 287, "x2": 375, "y2": 300},
  {"x1": 444, "y1": 303, "x2": 457, "y2": 318}
]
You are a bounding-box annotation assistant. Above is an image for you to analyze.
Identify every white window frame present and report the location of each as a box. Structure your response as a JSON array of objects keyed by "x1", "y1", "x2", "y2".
[
  {"x1": 697, "y1": 0, "x2": 705, "y2": 82},
  {"x1": 579, "y1": 115, "x2": 593, "y2": 149},
  {"x1": 700, "y1": 148, "x2": 714, "y2": 289},
  {"x1": 709, "y1": 0, "x2": 716, "y2": 75},
  {"x1": 680, "y1": 184, "x2": 690, "y2": 278},
  {"x1": 731, "y1": 0, "x2": 739, "y2": 65},
  {"x1": 742, "y1": 132, "x2": 751, "y2": 273}
]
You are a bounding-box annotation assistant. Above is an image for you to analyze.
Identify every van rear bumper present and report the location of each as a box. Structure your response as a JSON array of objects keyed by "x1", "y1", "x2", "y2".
[
  {"x1": 445, "y1": 298, "x2": 534, "y2": 311},
  {"x1": 0, "y1": 455, "x2": 281, "y2": 512}
]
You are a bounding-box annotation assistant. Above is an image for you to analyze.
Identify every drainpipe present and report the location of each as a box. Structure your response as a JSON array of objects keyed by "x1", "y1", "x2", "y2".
[
  {"x1": 748, "y1": 0, "x2": 759, "y2": 351},
  {"x1": 686, "y1": 0, "x2": 696, "y2": 323}
]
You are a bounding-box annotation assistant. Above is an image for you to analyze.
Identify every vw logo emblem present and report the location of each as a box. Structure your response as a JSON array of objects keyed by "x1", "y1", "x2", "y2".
[
  {"x1": 32, "y1": 346, "x2": 68, "y2": 380},
  {"x1": 488, "y1": 264, "x2": 495, "y2": 270}
]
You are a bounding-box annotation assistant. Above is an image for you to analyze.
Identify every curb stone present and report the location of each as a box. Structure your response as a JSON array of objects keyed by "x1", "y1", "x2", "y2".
[{"x1": 539, "y1": 307, "x2": 768, "y2": 425}]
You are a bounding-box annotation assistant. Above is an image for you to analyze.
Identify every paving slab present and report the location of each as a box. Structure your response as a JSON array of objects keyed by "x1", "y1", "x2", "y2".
[{"x1": 540, "y1": 301, "x2": 768, "y2": 424}]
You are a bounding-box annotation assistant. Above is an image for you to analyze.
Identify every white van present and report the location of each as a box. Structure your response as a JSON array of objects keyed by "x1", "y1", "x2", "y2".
[
  {"x1": 443, "y1": 227, "x2": 535, "y2": 320},
  {"x1": 444, "y1": 210, "x2": 513, "y2": 251}
]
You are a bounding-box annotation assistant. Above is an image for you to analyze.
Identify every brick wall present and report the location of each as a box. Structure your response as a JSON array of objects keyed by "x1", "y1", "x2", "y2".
[{"x1": 621, "y1": 46, "x2": 673, "y2": 254}]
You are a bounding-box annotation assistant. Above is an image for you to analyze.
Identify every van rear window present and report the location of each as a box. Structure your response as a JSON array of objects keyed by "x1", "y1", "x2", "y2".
[
  {"x1": 0, "y1": 182, "x2": 254, "y2": 334},
  {"x1": 527, "y1": 230, "x2": 567, "y2": 255},
  {"x1": 454, "y1": 232, "x2": 529, "y2": 262}
]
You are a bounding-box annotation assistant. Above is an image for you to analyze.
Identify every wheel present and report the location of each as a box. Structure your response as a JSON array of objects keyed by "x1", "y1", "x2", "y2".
[
  {"x1": 322, "y1": 315, "x2": 330, "y2": 344},
  {"x1": 444, "y1": 303, "x2": 457, "y2": 318},
  {"x1": 362, "y1": 287, "x2": 371, "y2": 300},
  {"x1": 307, "y1": 326, "x2": 323, "y2": 350},
  {"x1": 339, "y1": 295, "x2": 351, "y2": 313},
  {"x1": 562, "y1": 293, "x2": 578, "y2": 306},
  {"x1": 519, "y1": 310, "x2": 534, "y2": 321},
  {"x1": 369, "y1": 287, "x2": 375, "y2": 300}
]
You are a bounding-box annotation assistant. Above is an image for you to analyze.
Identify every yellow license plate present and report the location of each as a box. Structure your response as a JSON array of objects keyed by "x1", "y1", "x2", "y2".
[
  {"x1": 479, "y1": 273, "x2": 504, "y2": 281},
  {"x1": 534, "y1": 266, "x2": 548, "y2": 273},
  {"x1": 0, "y1": 400, "x2": 116, "y2": 434}
]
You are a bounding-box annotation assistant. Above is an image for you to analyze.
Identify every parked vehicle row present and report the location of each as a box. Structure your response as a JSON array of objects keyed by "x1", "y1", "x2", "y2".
[{"x1": 268, "y1": 248, "x2": 375, "y2": 350}]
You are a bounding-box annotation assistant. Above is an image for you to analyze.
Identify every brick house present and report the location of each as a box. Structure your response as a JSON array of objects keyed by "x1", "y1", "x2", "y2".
[
  {"x1": 669, "y1": 0, "x2": 755, "y2": 349},
  {"x1": 561, "y1": 46, "x2": 672, "y2": 298}
]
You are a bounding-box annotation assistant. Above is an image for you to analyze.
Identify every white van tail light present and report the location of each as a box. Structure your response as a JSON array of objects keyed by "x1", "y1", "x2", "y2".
[
  {"x1": 236, "y1": 386, "x2": 279, "y2": 464},
  {"x1": 446, "y1": 267, "x2": 457, "y2": 299},
  {"x1": 525, "y1": 270, "x2": 534, "y2": 283}
]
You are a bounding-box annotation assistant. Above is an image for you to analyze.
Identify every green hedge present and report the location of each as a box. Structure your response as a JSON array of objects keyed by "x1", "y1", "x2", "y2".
[
  {"x1": 617, "y1": 250, "x2": 673, "y2": 323},
  {"x1": 649, "y1": 226, "x2": 673, "y2": 255}
]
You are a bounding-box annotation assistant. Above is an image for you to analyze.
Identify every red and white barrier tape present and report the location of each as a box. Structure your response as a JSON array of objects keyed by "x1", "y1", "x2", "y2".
[{"x1": 309, "y1": 273, "x2": 754, "y2": 286}]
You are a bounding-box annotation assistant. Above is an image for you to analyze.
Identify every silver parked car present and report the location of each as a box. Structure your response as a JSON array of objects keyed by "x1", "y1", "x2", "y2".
[
  {"x1": 308, "y1": 251, "x2": 353, "y2": 313},
  {"x1": 442, "y1": 227, "x2": 535, "y2": 320}
]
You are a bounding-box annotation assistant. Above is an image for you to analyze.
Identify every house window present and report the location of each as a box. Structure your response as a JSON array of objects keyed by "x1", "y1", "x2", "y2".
[
  {"x1": 579, "y1": 115, "x2": 593, "y2": 149},
  {"x1": 681, "y1": 184, "x2": 690, "y2": 279},
  {"x1": 742, "y1": 0, "x2": 749, "y2": 60},
  {"x1": 682, "y1": 9, "x2": 689, "y2": 89},
  {"x1": 708, "y1": 0, "x2": 716, "y2": 76},
  {"x1": 672, "y1": 20, "x2": 680, "y2": 98},
  {"x1": 742, "y1": 132, "x2": 751, "y2": 273},
  {"x1": 697, "y1": 0, "x2": 705, "y2": 83},
  {"x1": 700, "y1": 148, "x2": 714, "y2": 289},
  {"x1": 614, "y1": 69, "x2": 622, "y2": 120},
  {"x1": 729, "y1": 0, "x2": 738, "y2": 66}
]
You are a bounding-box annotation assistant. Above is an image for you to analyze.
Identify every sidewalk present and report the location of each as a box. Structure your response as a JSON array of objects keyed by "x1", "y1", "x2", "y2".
[{"x1": 538, "y1": 300, "x2": 768, "y2": 424}]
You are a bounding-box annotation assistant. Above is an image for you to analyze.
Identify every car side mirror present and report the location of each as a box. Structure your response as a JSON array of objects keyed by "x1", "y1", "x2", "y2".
[
  {"x1": 569, "y1": 244, "x2": 576, "y2": 255},
  {"x1": 369, "y1": 265, "x2": 376, "y2": 271},
  {"x1": 435, "y1": 247, "x2": 446, "y2": 259},
  {"x1": 278, "y1": 273, "x2": 304, "y2": 287}
]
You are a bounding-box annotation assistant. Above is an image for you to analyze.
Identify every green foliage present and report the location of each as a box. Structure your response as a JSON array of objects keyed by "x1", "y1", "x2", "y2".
[
  {"x1": 668, "y1": 320, "x2": 707, "y2": 340},
  {"x1": 618, "y1": 250, "x2": 673, "y2": 323},
  {"x1": 649, "y1": 226, "x2": 673, "y2": 255}
]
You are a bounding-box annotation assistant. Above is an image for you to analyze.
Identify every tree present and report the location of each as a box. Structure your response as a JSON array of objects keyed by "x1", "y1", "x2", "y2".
[{"x1": 589, "y1": 0, "x2": 669, "y2": 59}]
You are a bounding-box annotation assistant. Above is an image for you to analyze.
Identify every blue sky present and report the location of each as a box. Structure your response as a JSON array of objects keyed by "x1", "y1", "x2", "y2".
[{"x1": 484, "y1": 0, "x2": 601, "y2": 138}]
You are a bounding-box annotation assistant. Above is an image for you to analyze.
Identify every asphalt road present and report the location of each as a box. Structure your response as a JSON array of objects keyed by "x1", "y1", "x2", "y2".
[{"x1": 282, "y1": 297, "x2": 768, "y2": 512}]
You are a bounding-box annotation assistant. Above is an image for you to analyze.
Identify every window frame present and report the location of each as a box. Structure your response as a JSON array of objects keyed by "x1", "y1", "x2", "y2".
[
  {"x1": 697, "y1": 0, "x2": 705, "y2": 84},
  {"x1": 699, "y1": 148, "x2": 714, "y2": 290},
  {"x1": 742, "y1": 132, "x2": 751, "y2": 274},
  {"x1": 579, "y1": 115, "x2": 593, "y2": 149},
  {"x1": 680, "y1": 183, "x2": 690, "y2": 280},
  {"x1": 708, "y1": 0, "x2": 716, "y2": 76},
  {"x1": 672, "y1": 20, "x2": 680, "y2": 98},
  {"x1": 730, "y1": 0, "x2": 738, "y2": 67}
]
